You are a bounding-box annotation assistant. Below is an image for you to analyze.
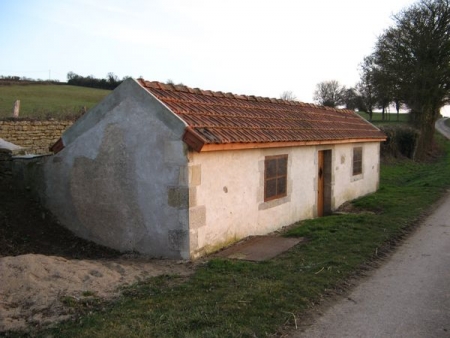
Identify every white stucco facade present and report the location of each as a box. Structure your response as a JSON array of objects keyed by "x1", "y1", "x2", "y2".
[{"x1": 188, "y1": 142, "x2": 381, "y2": 258}]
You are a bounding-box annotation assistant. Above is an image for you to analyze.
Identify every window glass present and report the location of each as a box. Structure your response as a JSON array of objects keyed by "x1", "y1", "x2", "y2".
[
  {"x1": 266, "y1": 159, "x2": 277, "y2": 179},
  {"x1": 353, "y1": 147, "x2": 363, "y2": 176},
  {"x1": 277, "y1": 157, "x2": 287, "y2": 176},
  {"x1": 264, "y1": 155, "x2": 288, "y2": 201},
  {"x1": 277, "y1": 177, "x2": 287, "y2": 195},
  {"x1": 266, "y1": 179, "x2": 277, "y2": 199}
]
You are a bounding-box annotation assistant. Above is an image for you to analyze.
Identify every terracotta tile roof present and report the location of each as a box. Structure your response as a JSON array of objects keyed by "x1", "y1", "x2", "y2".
[{"x1": 138, "y1": 79, "x2": 386, "y2": 152}]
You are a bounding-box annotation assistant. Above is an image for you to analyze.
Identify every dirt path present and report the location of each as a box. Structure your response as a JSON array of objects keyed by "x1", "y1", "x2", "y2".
[
  {"x1": 436, "y1": 117, "x2": 450, "y2": 139},
  {"x1": 0, "y1": 254, "x2": 193, "y2": 332}
]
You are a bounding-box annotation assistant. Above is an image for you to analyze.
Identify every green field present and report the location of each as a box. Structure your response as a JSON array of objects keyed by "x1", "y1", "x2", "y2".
[
  {"x1": 357, "y1": 111, "x2": 410, "y2": 124},
  {"x1": 0, "y1": 84, "x2": 110, "y2": 119}
]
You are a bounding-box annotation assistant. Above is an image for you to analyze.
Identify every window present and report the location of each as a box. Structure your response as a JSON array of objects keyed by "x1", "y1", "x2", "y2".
[
  {"x1": 264, "y1": 155, "x2": 288, "y2": 201},
  {"x1": 353, "y1": 147, "x2": 363, "y2": 176}
]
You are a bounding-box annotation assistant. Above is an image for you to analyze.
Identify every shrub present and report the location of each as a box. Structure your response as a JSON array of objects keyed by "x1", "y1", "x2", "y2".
[{"x1": 380, "y1": 125, "x2": 420, "y2": 159}]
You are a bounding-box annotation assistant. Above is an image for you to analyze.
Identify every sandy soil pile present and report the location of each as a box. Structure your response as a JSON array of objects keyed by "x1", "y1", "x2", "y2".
[
  {"x1": 0, "y1": 254, "x2": 192, "y2": 332},
  {"x1": 0, "y1": 176, "x2": 195, "y2": 333}
]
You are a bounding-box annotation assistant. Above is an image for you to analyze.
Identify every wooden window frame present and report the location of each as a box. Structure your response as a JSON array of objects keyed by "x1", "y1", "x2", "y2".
[
  {"x1": 264, "y1": 155, "x2": 288, "y2": 202},
  {"x1": 352, "y1": 147, "x2": 363, "y2": 176}
]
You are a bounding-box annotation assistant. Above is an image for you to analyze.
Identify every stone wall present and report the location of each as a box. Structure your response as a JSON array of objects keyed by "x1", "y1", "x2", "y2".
[{"x1": 0, "y1": 120, "x2": 73, "y2": 154}]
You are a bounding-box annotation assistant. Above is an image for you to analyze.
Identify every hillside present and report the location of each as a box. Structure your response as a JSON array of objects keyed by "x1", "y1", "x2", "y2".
[{"x1": 0, "y1": 84, "x2": 110, "y2": 119}]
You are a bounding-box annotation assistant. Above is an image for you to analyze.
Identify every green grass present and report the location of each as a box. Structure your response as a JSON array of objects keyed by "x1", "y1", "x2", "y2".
[
  {"x1": 0, "y1": 84, "x2": 110, "y2": 119},
  {"x1": 13, "y1": 136, "x2": 450, "y2": 338},
  {"x1": 357, "y1": 111, "x2": 410, "y2": 124}
]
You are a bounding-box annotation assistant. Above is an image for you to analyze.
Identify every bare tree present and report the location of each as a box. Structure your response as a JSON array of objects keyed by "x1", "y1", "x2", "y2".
[
  {"x1": 107, "y1": 72, "x2": 119, "y2": 84},
  {"x1": 167, "y1": 79, "x2": 185, "y2": 86},
  {"x1": 357, "y1": 56, "x2": 378, "y2": 120},
  {"x1": 313, "y1": 80, "x2": 346, "y2": 107},
  {"x1": 279, "y1": 91, "x2": 297, "y2": 101},
  {"x1": 342, "y1": 87, "x2": 362, "y2": 111}
]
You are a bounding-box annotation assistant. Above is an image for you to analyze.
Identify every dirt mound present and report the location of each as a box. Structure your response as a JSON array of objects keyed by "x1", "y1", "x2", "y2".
[
  {"x1": 0, "y1": 254, "x2": 192, "y2": 332},
  {"x1": 0, "y1": 178, "x2": 193, "y2": 333}
]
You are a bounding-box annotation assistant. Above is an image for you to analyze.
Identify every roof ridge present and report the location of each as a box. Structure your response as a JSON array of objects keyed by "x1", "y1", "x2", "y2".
[{"x1": 137, "y1": 78, "x2": 352, "y2": 114}]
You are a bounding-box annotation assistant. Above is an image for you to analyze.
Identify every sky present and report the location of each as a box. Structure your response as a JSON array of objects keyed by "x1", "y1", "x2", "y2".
[{"x1": 0, "y1": 0, "x2": 425, "y2": 105}]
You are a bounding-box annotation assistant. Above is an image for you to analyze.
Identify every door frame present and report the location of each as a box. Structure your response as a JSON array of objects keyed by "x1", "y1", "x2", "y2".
[{"x1": 317, "y1": 150, "x2": 332, "y2": 217}]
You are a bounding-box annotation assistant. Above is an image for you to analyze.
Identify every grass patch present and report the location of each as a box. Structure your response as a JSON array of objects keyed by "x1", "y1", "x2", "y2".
[
  {"x1": 0, "y1": 84, "x2": 110, "y2": 119},
  {"x1": 15, "y1": 136, "x2": 450, "y2": 338},
  {"x1": 357, "y1": 111, "x2": 410, "y2": 124}
]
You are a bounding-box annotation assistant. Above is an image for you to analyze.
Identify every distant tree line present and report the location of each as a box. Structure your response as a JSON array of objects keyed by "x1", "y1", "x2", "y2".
[
  {"x1": 67, "y1": 72, "x2": 131, "y2": 90},
  {"x1": 311, "y1": 78, "x2": 392, "y2": 120},
  {"x1": 1, "y1": 75, "x2": 35, "y2": 81},
  {"x1": 0, "y1": 75, "x2": 60, "y2": 85}
]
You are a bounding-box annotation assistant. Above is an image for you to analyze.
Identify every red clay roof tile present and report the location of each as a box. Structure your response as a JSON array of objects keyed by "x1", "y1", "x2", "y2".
[{"x1": 138, "y1": 80, "x2": 386, "y2": 151}]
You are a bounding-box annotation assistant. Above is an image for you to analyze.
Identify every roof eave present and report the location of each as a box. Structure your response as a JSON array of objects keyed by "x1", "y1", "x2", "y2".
[
  {"x1": 50, "y1": 137, "x2": 64, "y2": 154},
  {"x1": 185, "y1": 137, "x2": 387, "y2": 152},
  {"x1": 183, "y1": 127, "x2": 206, "y2": 152}
]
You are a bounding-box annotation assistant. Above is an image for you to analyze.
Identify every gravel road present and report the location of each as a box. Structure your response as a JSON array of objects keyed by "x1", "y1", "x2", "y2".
[{"x1": 436, "y1": 117, "x2": 450, "y2": 139}]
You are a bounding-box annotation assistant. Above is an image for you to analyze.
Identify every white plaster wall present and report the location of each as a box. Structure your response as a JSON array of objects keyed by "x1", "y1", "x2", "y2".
[
  {"x1": 332, "y1": 142, "x2": 381, "y2": 208},
  {"x1": 188, "y1": 142, "x2": 381, "y2": 258},
  {"x1": 188, "y1": 146, "x2": 316, "y2": 258}
]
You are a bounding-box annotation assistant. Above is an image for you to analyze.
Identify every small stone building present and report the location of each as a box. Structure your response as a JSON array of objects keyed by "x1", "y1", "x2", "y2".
[{"x1": 42, "y1": 78, "x2": 386, "y2": 259}]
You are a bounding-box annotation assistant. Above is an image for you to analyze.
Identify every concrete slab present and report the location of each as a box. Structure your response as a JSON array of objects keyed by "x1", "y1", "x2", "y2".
[{"x1": 214, "y1": 236, "x2": 305, "y2": 261}]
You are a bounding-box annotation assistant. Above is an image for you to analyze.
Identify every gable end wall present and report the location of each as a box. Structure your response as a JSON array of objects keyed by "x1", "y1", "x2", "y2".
[{"x1": 39, "y1": 79, "x2": 190, "y2": 259}]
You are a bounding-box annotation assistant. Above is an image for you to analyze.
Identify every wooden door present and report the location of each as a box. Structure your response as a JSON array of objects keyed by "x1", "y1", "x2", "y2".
[{"x1": 317, "y1": 151, "x2": 324, "y2": 217}]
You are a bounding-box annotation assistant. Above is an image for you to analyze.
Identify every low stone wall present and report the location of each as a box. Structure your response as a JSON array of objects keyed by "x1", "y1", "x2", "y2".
[{"x1": 0, "y1": 120, "x2": 73, "y2": 154}]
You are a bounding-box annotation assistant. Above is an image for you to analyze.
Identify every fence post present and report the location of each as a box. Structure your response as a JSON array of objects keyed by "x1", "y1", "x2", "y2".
[{"x1": 13, "y1": 100, "x2": 20, "y2": 117}]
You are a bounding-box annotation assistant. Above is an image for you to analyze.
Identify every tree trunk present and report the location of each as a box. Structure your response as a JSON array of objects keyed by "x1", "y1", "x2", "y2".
[
  {"x1": 412, "y1": 105, "x2": 439, "y2": 161},
  {"x1": 395, "y1": 100, "x2": 400, "y2": 122},
  {"x1": 414, "y1": 125, "x2": 434, "y2": 161}
]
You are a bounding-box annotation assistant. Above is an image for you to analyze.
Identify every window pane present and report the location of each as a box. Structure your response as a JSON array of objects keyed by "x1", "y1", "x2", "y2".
[
  {"x1": 353, "y1": 161, "x2": 362, "y2": 175},
  {"x1": 277, "y1": 177, "x2": 287, "y2": 195},
  {"x1": 266, "y1": 179, "x2": 277, "y2": 198},
  {"x1": 277, "y1": 157, "x2": 287, "y2": 176},
  {"x1": 266, "y1": 159, "x2": 277, "y2": 179},
  {"x1": 354, "y1": 147, "x2": 362, "y2": 161},
  {"x1": 353, "y1": 147, "x2": 363, "y2": 175}
]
